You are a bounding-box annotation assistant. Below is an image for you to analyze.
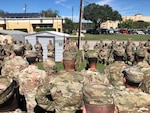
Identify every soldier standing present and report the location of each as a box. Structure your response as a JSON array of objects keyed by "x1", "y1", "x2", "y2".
[
  {"x1": 47, "y1": 40, "x2": 55, "y2": 56},
  {"x1": 34, "y1": 40, "x2": 43, "y2": 62},
  {"x1": 3, "y1": 39, "x2": 11, "y2": 57},
  {"x1": 24, "y1": 39, "x2": 33, "y2": 50},
  {"x1": 0, "y1": 43, "x2": 6, "y2": 75},
  {"x1": 36, "y1": 50, "x2": 84, "y2": 113},
  {"x1": 104, "y1": 45, "x2": 128, "y2": 90},
  {"x1": 82, "y1": 84, "x2": 117, "y2": 113},
  {"x1": 82, "y1": 41, "x2": 90, "y2": 60},
  {"x1": 114, "y1": 67, "x2": 150, "y2": 112},
  {"x1": 1, "y1": 44, "x2": 28, "y2": 80},
  {"x1": 18, "y1": 50, "x2": 47, "y2": 113},
  {"x1": 43, "y1": 52, "x2": 57, "y2": 75},
  {"x1": 81, "y1": 51, "x2": 109, "y2": 84}
]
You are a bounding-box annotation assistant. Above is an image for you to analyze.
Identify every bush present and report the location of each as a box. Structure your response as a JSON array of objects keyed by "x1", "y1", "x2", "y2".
[{"x1": 35, "y1": 28, "x2": 56, "y2": 32}]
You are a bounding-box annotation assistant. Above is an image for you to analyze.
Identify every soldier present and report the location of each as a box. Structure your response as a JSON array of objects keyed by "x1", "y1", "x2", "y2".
[
  {"x1": 82, "y1": 41, "x2": 90, "y2": 60},
  {"x1": 114, "y1": 67, "x2": 150, "y2": 112},
  {"x1": 134, "y1": 47, "x2": 150, "y2": 94},
  {"x1": 98, "y1": 43, "x2": 110, "y2": 65},
  {"x1": 124, "y1": 38, "x2": 136, "y2": 65},
  {"x1": 47, "y1": 40, "x2": 54, "y2": 56},
  {"x1": 34, "y1": 40, "x2": 43, "y2": 62},
  {"x1": 104, "y1": 45, "x2": 128, "y2": 90},
  {"x1": 43, "y1": 52, "x2": 57, "y2": 75},
  {"x1": 3, "y1": 39, "x2": 11, "y2": 56},
  {"x1": 0, "y1": 43, "x2": 6, "y2": 75},
  {"x1": 24, "y1": 39, "x2": 33, "y2": 50},
  {"x1": 1, "y1": 44, "x2": 28, "y2": 80},
  {"x1": 36, "y1": 50, "x2": 84, "y2": 113},
  {"x1": 18, "y1": 50, "x2": 47, "y2": 113},
  {"x1": 81, "y1": 51, "x2": 109, "y2": 85},
  {"x1": 82, "y1": 84, "x2": 117, "y2": 113}
]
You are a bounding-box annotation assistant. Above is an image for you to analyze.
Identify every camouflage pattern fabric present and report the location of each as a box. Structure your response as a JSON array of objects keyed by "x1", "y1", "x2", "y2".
[
  {"x1": 104, "y1": 61, "x2": 128, "y2": 89},
  {"x1": 34, "y1": 42, "x2": 43, "y2": 61},
  {"x1": 47, "y1": 42, "x2": 54, "y2": 53},
  {"x1": 24, "y1": 42, "x2": 33, "y2": 50},
  {"x1": 1, "y1": 56, "x2": 29, "y2": 80},
  {"x1": 114, "y1": 88, "x2": 150, "y2": 113},
  {"x1": 18, "y1": 65, "x2": 47, "y2": 113},
  {"x1": 83, "y1": 83, "x2": 115, "y2": 105},
  {"x1": 82, "y1": 42, "x2": 90, "y2": 52},
  {"x1": 36, "y1": 70, "x2": 84, "y2": 113},
  {"x1": 81, "y1": 69, "x2": 109, "y2": 85},
  {"x1": 43, "y1": 58, "x2": 57, "y2": 75}
]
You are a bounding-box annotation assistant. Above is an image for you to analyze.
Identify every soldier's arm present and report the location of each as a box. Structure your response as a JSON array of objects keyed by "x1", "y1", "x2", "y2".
[{"x1": 36, "y1": 78, "x2": 54, "y2": 111}]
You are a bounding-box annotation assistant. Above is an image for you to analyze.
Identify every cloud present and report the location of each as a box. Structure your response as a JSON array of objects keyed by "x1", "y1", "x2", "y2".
[
  {"x1": 96, "y1": 0, "x2": 113, "y2": 5},
  {"x1": 55, "y1": 0, "x2": 67, "y2": 4}
]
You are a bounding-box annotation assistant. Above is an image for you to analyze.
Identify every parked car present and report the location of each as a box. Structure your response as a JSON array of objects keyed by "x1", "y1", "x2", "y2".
[
  {"x1": 133, "y1": 30, "x2": 145, "y2": 35},
  {"x1": 100, "y1": 28, "x2": 109, "y2": 34},
  {"x1": 120, "y1": 29, "x2": 128, "y2": 34}
]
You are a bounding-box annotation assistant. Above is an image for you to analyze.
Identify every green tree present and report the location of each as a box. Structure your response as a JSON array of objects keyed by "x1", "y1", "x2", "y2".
[
  {"x1": 83, "y1": 3, "x2": 122, "y2": 33},
  {"x1": 41, "y1": 9, "x2": 59, "y2": 17},
  {"x1": 63, "y1": 18, "x2": 74, "y2": 34},
  {"x1": 0, "y1": 10, "x2": 5, "y2": 17},
  {"x1": 119, "y1": 19, "x2": 149, "y2": 29},
  {"x1": 118, "y1": 19, "x2": 134, "y2": 29}
]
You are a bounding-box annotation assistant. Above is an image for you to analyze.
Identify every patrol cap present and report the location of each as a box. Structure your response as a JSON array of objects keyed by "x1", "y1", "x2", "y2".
[
  {"x1": 114, "y1": 47, "x2": 125, "y2": 56},
  {"x1": 83, "y1": 84, "x2": 115, "y2": 105},
  {"x1": 63, "y1": 50, "x2": 77, "y2": 60},
  {"x1": 87, "y1": 51, "x2": 98, "y2": 58},
  {"x1": 25, "y1": 50, "x2": 37, "y2": 57},
  {"x1": 122, "y1": 67, "x2": 144, "y2": 83},
  {"x1": 136, "y1": 49, "x2": 145, "y2": 57},
  {"x1": 13, "y1": 44, "x2": 25, "y2": 51}
]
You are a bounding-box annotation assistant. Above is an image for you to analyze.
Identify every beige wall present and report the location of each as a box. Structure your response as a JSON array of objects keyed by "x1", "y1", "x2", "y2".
[
  {"x1": 0, "y1": 18, "x2": 63, "y2": 33},
  {"x1": 101, "y1": 14, "x2": 150, "y2": 29}
]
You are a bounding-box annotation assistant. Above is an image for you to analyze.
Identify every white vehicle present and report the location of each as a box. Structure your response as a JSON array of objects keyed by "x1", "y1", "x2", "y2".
[{"x1": 134, "y1": 30, "x2": 145, "y2": 35}]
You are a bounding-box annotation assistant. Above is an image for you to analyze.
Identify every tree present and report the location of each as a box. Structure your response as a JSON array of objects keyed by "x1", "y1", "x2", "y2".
[
  {"x1": 41, "y1": 9, "x2": 59, "y2": 17},
  {"x1": 0, "y1": 10, "x2": 5, "y2": 17},
  {"x1": 118, "y1": 19, "x2": 149, "y2": 29},
  {"x1": 63, "y1": 18, "x2": 74, "y2": 34},
  {"x1": 83, "y1": 3, "x2": 122, "y2": 33}
]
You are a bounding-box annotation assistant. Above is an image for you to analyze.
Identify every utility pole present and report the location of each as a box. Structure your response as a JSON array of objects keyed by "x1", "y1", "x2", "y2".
[
  {"x1": 24, "y1": 4, "x2": 27, "y2": 13},
  {"x1": 78, "y1": 0, "x2": 83, "y2": 49},
  {"x1": 72, "y1": 6, "x2": 74, "y2": 22}
]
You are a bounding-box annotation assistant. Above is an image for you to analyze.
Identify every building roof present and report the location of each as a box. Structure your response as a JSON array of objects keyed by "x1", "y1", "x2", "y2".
[
  {"x1": 27, "y1": 31, "x2": 70, "y2": 37},
  {"x1": 0, "y1": 30, "x2": 28, "y2": 42},
  {"x1": 2, "y1": 13, "x2": 41, "y2": 18},
  {"x1": 0, "y1": 30, "x2": 27, "y2": 35}
]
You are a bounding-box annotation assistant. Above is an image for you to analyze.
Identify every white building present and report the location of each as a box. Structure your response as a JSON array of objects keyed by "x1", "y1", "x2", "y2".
[{"x1": 25, "y1": 31, "x2": 70, "y2": 62}]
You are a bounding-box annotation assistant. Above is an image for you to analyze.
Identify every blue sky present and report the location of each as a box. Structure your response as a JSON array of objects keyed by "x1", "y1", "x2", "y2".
[{"x1": 0, "y1": 0, "x2": 149, "y2": 22}]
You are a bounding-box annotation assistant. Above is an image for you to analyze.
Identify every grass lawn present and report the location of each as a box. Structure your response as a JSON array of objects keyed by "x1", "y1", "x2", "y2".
[
  {"x1": 70, "y1": 34, "x2": 150, "y2": 41},
  {"x1": 38, "y1": 50, "x2": 106, "y2": 72}
]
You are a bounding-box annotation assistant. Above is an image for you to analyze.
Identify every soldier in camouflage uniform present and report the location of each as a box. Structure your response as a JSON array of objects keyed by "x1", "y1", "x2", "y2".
[
  {"x1": 18, "y1": 50, "x2": 47, "y2": 113},
  {"x1": 82, "y1": 84, "x2": 117, "y2": 113},
  {"x1": 0, "y1": 43, "x2": 6, "y2": 75},
  {"x1": 134, "y1": 47, "x2": 150, "y2": 94},
  {"x1": 114, "y1": 67, "x2": 150, "y2": 113},
  {"x1": 104, "y1": 45, "x2": 128, "y2": 90},
  {"x1": 3, "y1": 39, "x2": 11, "y2": 57},
  {"x1": 43, "y1": 52, "x2": 57, "y2": 75},
  {"x1": 125, "y1": 38, "x2": 136, "y2": 65},
  {"x1": 82, "y1": 41, "x2": 90, "y2": 60},
  {"x1": 81, "y1": 51, "x2": 109, "y2": 85},
  {"x1": 24, "y1": 39, "x2": 33, "y2": 50},
  {"x1": 36, "y1": 50, "x2": 84, "y2": 113},
  {"x1": 34, "y1": 40, "x2": 43, "y2": 62},
  {"x1": 47, "y1": 40, "x2": 55, "y2": 56},
  {"x1": 1, "y1": 44, "x2": 28, "y2": 80}
]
